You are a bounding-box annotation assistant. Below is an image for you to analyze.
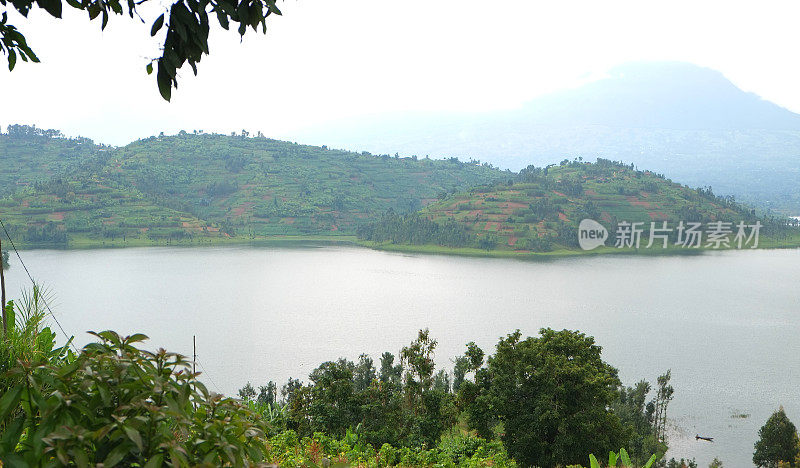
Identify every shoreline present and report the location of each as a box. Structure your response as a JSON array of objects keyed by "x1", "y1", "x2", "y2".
[{"x1": 10, "y1": 233, "x2": 800, "y2": 260}]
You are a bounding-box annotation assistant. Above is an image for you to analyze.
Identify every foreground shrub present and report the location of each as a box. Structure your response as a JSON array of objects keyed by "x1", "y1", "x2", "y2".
[
  {"x1": 264, "y1": 430, "x2": 517, "y2": 467},
  {"x1": 587, "y1": 448, "x2": 657, "y2": 468},
  {"x1": 0, "y1": 330, "x2": 270, "y2": 466},
  {"x1": 0, "y1": 287, "x2": 74, "y2": 392}
]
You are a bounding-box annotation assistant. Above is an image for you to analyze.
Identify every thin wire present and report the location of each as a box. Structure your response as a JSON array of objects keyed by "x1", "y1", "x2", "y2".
[
  {"x1": 0, "y1": 217, "x2": 78, "y2": 352},
  {"x1": 196, "y1": 359, "x2": 224, "y2": 394},
  {"x1": 0, "y1": 217, "x2": 229, "y2": 393}
]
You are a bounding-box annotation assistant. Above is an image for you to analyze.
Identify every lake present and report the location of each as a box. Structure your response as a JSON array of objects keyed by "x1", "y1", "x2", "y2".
[{"x1": 5, "y1": 246, "x2": 800, "y2": 467}]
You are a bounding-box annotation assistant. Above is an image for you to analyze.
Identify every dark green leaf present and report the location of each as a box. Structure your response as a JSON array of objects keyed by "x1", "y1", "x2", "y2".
[
  {"x1": 216, "y1": 9, "x2": 229, "y2": 29},
  {"x1": 0, "y1": 386, "x2": 23, "y2": 421},
  {"x1": 0, "y1": 453, "x2": 27, "y2": 468},
  {"x1": 123, "y1": 425, "x2": 144, "y2": 451},
  {"x1": 0, "y1": 415, "x2": 24, "y2": 453},
  {"x1": 127, "y1": 333, "x2": 149, "y2": 343},
  {"x1": 143, "y1": 454, "x2": 164, "y2": 468},
  {"x1": 156, "y1": 61, "x2": 172, "y2": 101},
  {"x1": 73, "y1": 449, "x2": 90, "y2": 468},
  {"x1": 36, "y1": 0, "x2": 62, "y2": 18},
  {"x1": 56, "y1": 358, "x2": 80, "y2": 378},
  {"x1": 151, "y1": 13, "x2": 164, "y2": 36},
  {"x1": 103, "y1": 443, "x2": 128, "y2": 467}
]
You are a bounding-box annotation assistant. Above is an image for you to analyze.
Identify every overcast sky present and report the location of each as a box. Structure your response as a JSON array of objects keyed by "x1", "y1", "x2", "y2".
[{"x1": 2, "y1": 0, "x2": 800, "y2": 145}]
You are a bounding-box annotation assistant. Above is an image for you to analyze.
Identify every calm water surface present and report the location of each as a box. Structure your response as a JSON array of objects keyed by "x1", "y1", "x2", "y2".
[{"x1": 6, "y1": 246, "x2": 800, "y2": 467}]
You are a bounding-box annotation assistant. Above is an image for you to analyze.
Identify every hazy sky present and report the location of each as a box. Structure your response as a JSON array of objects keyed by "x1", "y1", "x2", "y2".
[{"x1": 2, "y1": 0, "x2": 800, "y2": 145}]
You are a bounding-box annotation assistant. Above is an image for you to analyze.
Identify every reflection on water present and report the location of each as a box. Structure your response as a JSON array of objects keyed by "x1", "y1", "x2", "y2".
[{"x1": 6, "y1": 246, "x2": 800, "y2": 467}]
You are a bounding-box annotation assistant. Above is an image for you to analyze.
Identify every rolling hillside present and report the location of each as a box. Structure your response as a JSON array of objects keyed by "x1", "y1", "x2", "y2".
[
  {"x1": 0, "y1": 127, "x2": 509, "y2": 246},
  {"x1": 0, "y1": 125, "x2": 106, "y2": 196},
  {"x1": 2, "y1": 125, "x2": 796, "y2": 253},
  {"x1": 357, "y1": 159, "x2": 799, "y2": 254}
]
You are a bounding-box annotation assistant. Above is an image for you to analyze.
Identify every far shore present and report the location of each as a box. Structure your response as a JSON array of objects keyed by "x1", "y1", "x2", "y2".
[{"x1": 9, "y1": 232, "x2": 800, "y2": 260}]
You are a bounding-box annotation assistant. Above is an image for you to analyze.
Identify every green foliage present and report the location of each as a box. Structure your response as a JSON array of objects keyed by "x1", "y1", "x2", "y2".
[
  {"x1": 0, "y1": 286, "x2": 73, "y2": 394},
  {"x1": 484, "y1": 328, "x2": 628, "y2": 467},
  {"x1": 0, "y1": 129, "x2": 507, "y2": 246},
  {"x1": 0, "y1": 125, "x2": 101, "y2": 197},
  {"x1": 753, "y1": 407, "x2": 800, "y2": 468},
  {"x1": 0, "y1": 307, "x2": 685, "y2": 467},
  {"x1": 2, "y1": 0, "x2": 282, "y2": 99},
  {"x1": 357, "y1": 211, "x2": 473, "y2": 248},
  {"x1": 238, "y1": 381, "x2": 257, "y2": 401},
  {"x1": 5, "y1": 130, "x2": 796, "y2": 253},
  {"x1": 587, "y1": 449, "x2": 657, "y2": 468},
  {"x1": 406, "y1": 158, "x2": 797, "y2": 252},
  {"x1": 0, "y1": 329, "x2": 271, "y2": 466},
  {"x1": 263, "y1": 430, "x2": 517, "y2": 467},
  {"x1": 397, "y1": 329, "x2": 456, "y2": 448},
  {"x1": 0, "y1": 11, "x2": 39, "y2": 71},
  {"x1": 666, "y1": 458, "x2": 698, "y2": 468},
  {"x1": 612, "y1": 378, "x2": 668, "y2": 464},
  {"x1": 400, "y1": 328, "x2": 437, "y2": 394},
  {"x1": 238, "y1": 329, "x2": 461, "y2": 451},
  {"x1": 378, "y1": 352, "x2": 402, "y2": 387},
  {"x1": 309, "y1": 358, "x2": 359, "y2": 438}
]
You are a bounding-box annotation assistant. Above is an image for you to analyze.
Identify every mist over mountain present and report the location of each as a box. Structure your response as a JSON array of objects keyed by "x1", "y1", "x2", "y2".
[
  {"x1": 507, "y1": 62, "x2": 800, "y2": 130},
  {"x1": 291, "y1": 62, "x2": 800, "y2": 213}
]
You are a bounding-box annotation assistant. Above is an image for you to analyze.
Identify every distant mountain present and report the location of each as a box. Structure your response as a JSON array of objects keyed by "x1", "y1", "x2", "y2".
[
  {"x1": 290, "y1": 62, "x2": 800, "y2": 214},
  {"x1": 505, "y1": 62, "x2": 800, "y2": 130}
]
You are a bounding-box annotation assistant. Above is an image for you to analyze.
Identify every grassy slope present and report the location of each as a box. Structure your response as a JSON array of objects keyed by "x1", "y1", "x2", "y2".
[
  {"x1": 106, "y1": 133, "x2": 508, "y2": 235},
  {"x1": 0, "y1": 131, "x2": 102, "y2": 196},
  {"x1": 385, "y1": 160, "x2": 800, "y2": 256},
  {"x1": 0, "y1": 131, "x2": 509, "y2": 247},
  {"x1": 3, "y1": 131, "x2": 797, "y2": 255}
]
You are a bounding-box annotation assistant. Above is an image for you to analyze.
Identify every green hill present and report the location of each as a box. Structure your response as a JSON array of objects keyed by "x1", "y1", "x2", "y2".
[
  {"x1": 0, "y1": 125, "x2": 105, "y2": 197},
  {"x1": 3, "y1": 127, "x2": 797, "y2": 253},
  {"x1": 357, "y1": 159, "x2": 800, "y2": 255},
  {"x1": 0, "y1": 127, "x2": 509, "y2": 247}
]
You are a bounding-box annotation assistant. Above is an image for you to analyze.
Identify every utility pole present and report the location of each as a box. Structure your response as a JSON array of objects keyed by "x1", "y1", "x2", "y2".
[
  {"x1": 192, "y1": 335, "x2": 197, "y2": 375},
  {"x1": 1, "y1": 236, "x2": 6, "y2": 339},
  {"x1": 192, "y1": 335, "x2": 197, "y2": 411}
]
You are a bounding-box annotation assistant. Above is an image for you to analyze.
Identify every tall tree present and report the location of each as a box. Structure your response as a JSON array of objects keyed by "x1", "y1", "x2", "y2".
[
  {"x1": 308, "y1": 358, "x2": 358, "y2": 437},
  {"x1": 653, "y1": 370, "x2": 674, "y2": 444},
  {"x1": 612, "y1": 378, "x2": 667, "y2": 465},
  {"x1": 399, "y1": 328, "x2": 449, "y2": 447},
  {"x1": 378, "y1": 351, "x2": 402, "y2": 388},
  {"x1": 353, "y1": 353, "x2": 376, "y2": 392},
  {"x1": 753, "y1": 407, "x2": 800, "y2": 468},
  {"x1": 400, "y1": 328, "x2": 437, "y2": 399},
  {"x1": 257, "y1": 381, "x2": 277, "y2": 405},
  {"x1": 487, "y1": 328, "x2": 627, "y2": 467}
]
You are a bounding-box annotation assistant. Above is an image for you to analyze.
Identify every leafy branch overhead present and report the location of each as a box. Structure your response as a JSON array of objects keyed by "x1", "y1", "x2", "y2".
[{"x1": 0, "y1": 0, "x2": 282, "y2": 100}]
